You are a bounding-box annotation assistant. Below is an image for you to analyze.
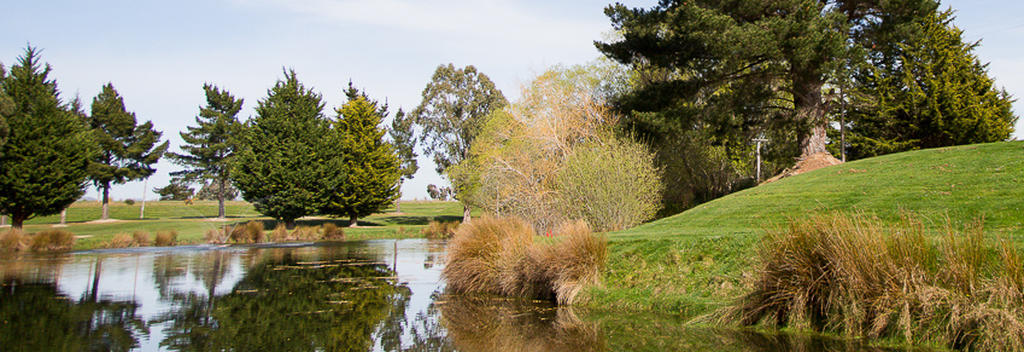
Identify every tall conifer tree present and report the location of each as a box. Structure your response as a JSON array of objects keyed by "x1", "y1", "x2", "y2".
[
  {"x1": 87, "y1": 84, "x2": 169, "y2": 220},
  {"x1": 0, "y1": 46, "x2": 97, "y2": 229},
  {"x1": 847, "y1": 9, "x2": 1018, "y2": 158},
  {"x1": 231, "y1": 69, "x2": 341, "y2": 228},
  {"x1": 168, "y1": 84, "x2": 244, "y2": 218},
  {"x1": 322, "y1": 96, "x2": 401, "y2": 227}
]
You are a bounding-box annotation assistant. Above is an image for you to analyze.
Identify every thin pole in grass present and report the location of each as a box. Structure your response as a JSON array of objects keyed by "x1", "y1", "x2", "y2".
[
  {"x1": 753, "y1": 137, "x2": 769, "y2": 182},
  {"x1": 140, "y1": 178, "x2": 148, "y2": 219}
]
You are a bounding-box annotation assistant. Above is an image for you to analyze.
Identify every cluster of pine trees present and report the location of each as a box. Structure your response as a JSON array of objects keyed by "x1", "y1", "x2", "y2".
[
  {"x1": 0, "y1": 47, "x2": 168, "y2": 228},
  {"x1": 0, "y1": 47, "x2": 418, "y2": 229}
]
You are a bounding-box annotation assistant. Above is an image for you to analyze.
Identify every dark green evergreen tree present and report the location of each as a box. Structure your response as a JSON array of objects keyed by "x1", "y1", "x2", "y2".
[
  {"x1": 231, "y1": 69, "x2": 341, "y2": 228},
  {"x1": 168, "y1": 84, "x2": 244, "y2": 218},
  {"x1": 196, "y1": 181, "x2": 238, "y2": 201},
  {"x1": 389, "y1": 107, "x2": 418, "y2": 212},
  {"x1": 0, "y1": 46, "x2": 97, "y2": 229},
  {"x1": 322, "y1": 96, "x2": 401, "y2": 227},
  {"x1": 154, "y1": 180, "x2": 195, "y2": 201},
  {"x1": 597, "y1": 0, "x2": 938, "y2": 161},
  {"x1": 87, "y1": 83, "x2": 169, "y2": 220},
  {"x1": 412, "y1": 64, "x2": 506, "y2": 222},
  {"x1": 0, "y1": 65, "x2": 11, "y2": 154},
  {"x1": 846, "y1": 9, "x2": 1018, "y2": 159}
]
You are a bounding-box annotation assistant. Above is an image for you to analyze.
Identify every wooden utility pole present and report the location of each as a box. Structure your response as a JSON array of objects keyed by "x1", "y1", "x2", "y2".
[{"x1": 753, "y1": 137, "x2": 769, "y2": 182}]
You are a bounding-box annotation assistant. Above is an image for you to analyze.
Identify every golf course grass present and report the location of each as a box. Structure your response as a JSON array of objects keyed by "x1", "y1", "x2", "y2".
[
  {"x1": 12, "y1": 200, "x2": 468, "y2": 250},
  {"x1": 586, "y1": 141, "x2": 1024, "y2": 316}
]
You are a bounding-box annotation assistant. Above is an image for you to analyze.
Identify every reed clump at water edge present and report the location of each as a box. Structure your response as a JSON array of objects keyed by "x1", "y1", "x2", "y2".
[
  {"x1": 721, "y1": 213, "x2": 1024, "y2": 351},
  {"x1": 422, "y1": 220, "x2": 460, "y2": 239},
  {"x1": 443, "y1": 216, "x2": 607, "y2": 305},
  {"x1": 2, "y1": 228, "x2": 75, "y2": 252}
]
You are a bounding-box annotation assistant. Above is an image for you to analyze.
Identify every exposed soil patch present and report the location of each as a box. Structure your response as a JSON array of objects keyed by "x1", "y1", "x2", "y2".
[{"x1": 763, "y1": 152, "x2": 842, "y2": 184}]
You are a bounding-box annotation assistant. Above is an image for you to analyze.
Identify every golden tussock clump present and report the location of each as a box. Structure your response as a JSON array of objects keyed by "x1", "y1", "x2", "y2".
[
  {"x1": 422, "y1": 220, "x2": 460, "y2": 239},
  {"x1": 321, "y1": 223, "x2": 345, "y2": 240},
  {"x1": 132, "y1": 231, "x2": 151, "y2": 247},
  {"x1": 444, "y1": 216, "x2": 607, "y2": 305},
  {"x1": 1, "y1": 229, "x2": 28, "y2": 252},
  {"x1": 154, "y1": 230, "x2": 177, "y2": 246},
  {"x1": 723, "y1": 213, "x2": 1024, "y2": 351},
  {"x1": 108, "y1": 233, "x2": 135, "y2": 248},
  {"x1": 28, "y1": 230, "x2": 76, "y2": 252}
]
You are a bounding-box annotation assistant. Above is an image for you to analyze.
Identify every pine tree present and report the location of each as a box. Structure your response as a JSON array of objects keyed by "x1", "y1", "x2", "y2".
[
  {"x1": 231, "y1": 69, "x2": 341, "y2": 228},
  {"x1": 154, "y1": 180, "x2": 195, "y2": 201},
  {"x1": 389, "y1": 108, "x2": 418, "y2": 212},
  {"x1": 168, "y1": 84, "x2": 244, "y2": 218},
  {"x1": 847, "y1": 9, "x2": 1018, "y2": 159},
  {"x1": 0, "y1": 46, "x2": 97, "y2": 229},
  {"x1": 0, "y1": 65, "x2": 11, "y2": 154},
  {"x1": 597, "y1": 0, "x2": 938, "y2": 161},
  {"x1": 322, "y1": 96, "x2": 401, "y2": 227},
  {"x1": 87, "y1": 83, "x2": 169, "y2": 220}
]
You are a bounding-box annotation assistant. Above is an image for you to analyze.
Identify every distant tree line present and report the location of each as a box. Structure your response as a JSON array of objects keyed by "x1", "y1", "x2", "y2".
[{"x1": 0, "y1": 47, "x2": 418, "y2": 229}]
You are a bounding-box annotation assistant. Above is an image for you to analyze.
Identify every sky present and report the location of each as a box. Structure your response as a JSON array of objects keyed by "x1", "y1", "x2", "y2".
[{"x1": 1, "y1": 0, "x2": 1022, "y2": 201}]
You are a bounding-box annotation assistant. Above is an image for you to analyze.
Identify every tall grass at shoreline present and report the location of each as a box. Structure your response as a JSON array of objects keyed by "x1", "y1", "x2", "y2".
[
  {"x1": 444, "y1": 216, "x2": 607, "y2": 305},
  {"x1": 723, "y1": 213, "x2": 1024, "y2": 351}
]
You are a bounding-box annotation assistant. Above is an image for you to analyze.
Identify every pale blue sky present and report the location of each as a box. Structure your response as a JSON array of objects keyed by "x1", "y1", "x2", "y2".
[{"x1": 2, "y1": 0, "x2": 1021, "y2": 201}]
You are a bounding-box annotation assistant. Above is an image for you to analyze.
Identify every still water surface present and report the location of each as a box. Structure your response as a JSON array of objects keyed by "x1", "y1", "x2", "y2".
[{"x1": 0, "y1": 239, "x2": 904, "y2": 351}]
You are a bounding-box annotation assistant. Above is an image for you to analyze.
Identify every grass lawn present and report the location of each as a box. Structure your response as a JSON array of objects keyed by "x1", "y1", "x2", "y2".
[
  {"x1": 10, "y1": 200, "x2": 470, "y2": 250},
  {"x1": 585, "y1": 141, "x2": 1024, "y2": 316}
]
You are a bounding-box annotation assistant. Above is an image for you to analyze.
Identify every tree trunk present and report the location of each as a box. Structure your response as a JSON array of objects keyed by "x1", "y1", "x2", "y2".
[
  {"x1": 348, "y1": 215, "x2": 358, "y2": 228},
  {"x1": 217, "y1": 178, "x2": 226, "y2": 219},
  {"x1": 101, "y1": 183, "x2": 111, "y2": 220},
  {"x1": 285, "y1": 219, "x2": 296, "y2": 230},
  {"x1": 60, "y1": 209, "x2": 67, "y2": 225},
  {"x1": 395, "y1": 199, "x2": 401, "y2": 213},
  {"x1": 12, "y1": 214, "x2": 26, "y2": 230},
  {"x1": 1, "y1": 215, "x2": 6, "y2": 226},
  {"x1": 793, "y1": 73, "x2": 830, "y2": 158},
  {"x1": 462, "y1": 205, "x2": 471, "y2": 223}
]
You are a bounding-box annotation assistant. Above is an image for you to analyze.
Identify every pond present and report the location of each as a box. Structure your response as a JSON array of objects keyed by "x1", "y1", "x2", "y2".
[{"x1": 0, "y1": 240, "x2": 907, "y2": 351}]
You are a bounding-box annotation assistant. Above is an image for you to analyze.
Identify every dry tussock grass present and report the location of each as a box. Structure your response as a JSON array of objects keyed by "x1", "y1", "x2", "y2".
[
  {"x1": 1, "y1": 229, "x2": 28, "y2": 252},
  {"x1": 422, "y1": 220, "x2": 460, "y2": 239},
  {"x1": 108, "y1": 233, "x2": 134, "y2": 248},
  {"x1": 444, "y1": 216, "x2": 607, "y2": 305},
  {"x1": 154, "y1": 230, "x2": 177, "y2": 246},
  {"x1": 228, "y1": 221, "x2": 264, "y2": 243},
  {"x1": 269, "y1": 223, "x2": 289, "y2": 242},
  {"x1": 723, "y1": 213, "x2": 1024, "y2": 351},
  {"x1": 28, "y1": 230, "x2": 75, "y2": 252},
  {"x1": 132, "y1": 231, "x2": 151, "y2": 247},
  {"x1": 322, "y1": 223, "x2": 345, "y2": 240}
]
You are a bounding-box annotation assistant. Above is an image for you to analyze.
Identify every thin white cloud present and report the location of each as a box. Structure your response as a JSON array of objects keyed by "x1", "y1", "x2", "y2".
[{"x1": 228, "y1": 0, "x2": 606, "y2": 47}]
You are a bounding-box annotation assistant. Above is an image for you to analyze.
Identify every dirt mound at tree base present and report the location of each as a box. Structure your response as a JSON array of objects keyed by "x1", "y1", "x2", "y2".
[{"x1": 763, "y1": 152, "x2": 842, "y2": 184}]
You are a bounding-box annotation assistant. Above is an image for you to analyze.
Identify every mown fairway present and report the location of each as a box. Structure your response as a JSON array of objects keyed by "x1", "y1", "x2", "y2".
[
  {"x1": 588, "y1": 141, "x2": 1024, "y2": 315},
  {"x1": 15, "y1": 201, "x2": 467, "y2": 250}
]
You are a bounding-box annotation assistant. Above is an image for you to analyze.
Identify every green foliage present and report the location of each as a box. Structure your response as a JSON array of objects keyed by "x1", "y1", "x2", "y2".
[
  {"x1": 847, "y1": 9, "x2": 1018, "y2": 159},
  {"x1": 195, "y1": 181, "x2": 238, "y2": 201},
  {"x1": 0, "y1": 65, "x2": 11, "y2": 155},
  {"x1": 87, "y1": 83, "x2": 169, "y2": 215},
  {"x1": 321, "y1": 96, "x2": 401, "y2": 223},
  {"x1": 168, "y1": 84, "x2": 244, "y2": 216},
  {"x1": 230, "y1": 69, "x2": 341, "y2": 226},
  {"x1": 154, "y1": 180, "x2": 195, "y2": 201},
  {"x1": 389, "y1": 108, "x2": 418, "y2": 181},
  {"x1": 0, "y1": 46, "x2": 97, "y2": 228},
  {"x1": 412, "y1": 63, "x2": 506, "y2": 180},
  {"x1": 556, "y1": 135, "x2": 662, "y2": 232}
]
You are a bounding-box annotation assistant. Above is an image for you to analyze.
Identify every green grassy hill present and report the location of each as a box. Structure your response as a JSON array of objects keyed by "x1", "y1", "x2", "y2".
[{"x1": 588, "y1": 141, "x2": 1024, "y2": 314}]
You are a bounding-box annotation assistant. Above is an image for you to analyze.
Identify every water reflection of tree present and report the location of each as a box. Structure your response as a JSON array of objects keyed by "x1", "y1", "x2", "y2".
[
  {"x1": 0, "y1": 281, "x2": 145, "y2": 351},
  {"x1": 156, "y1": 245, "x2": 408, "y2": 351}
]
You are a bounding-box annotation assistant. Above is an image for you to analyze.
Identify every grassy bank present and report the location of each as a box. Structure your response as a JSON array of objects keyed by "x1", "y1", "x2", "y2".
[
  {"x1": 7, "y1": 200, "x2": 469, "y2": 250},
  {"x1": 585, "y1": 142, "x2": 1024, "y2": 327}
]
